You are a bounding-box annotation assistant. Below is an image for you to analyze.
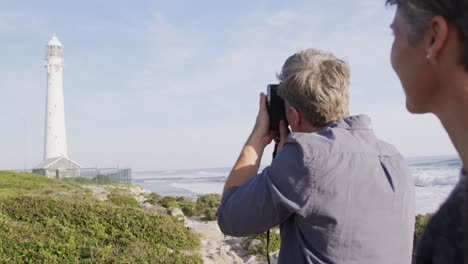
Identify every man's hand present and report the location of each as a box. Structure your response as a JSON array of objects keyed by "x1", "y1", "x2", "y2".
[{"x1": 247, "y1": 93, "x2": 275, "y2": 149}]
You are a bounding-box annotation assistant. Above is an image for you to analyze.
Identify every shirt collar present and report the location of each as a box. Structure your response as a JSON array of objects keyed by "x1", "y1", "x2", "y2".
[{"x1": 325, "y1": 115, "x2": 372, "y2": 130}]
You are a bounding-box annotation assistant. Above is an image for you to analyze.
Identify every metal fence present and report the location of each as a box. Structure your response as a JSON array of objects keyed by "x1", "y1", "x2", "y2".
[{"x1": 79, "y1": 168, "x2": 132, "y2": 184}]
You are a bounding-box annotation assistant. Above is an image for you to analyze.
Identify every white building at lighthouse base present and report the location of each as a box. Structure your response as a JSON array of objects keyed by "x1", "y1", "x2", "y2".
[{"x1": 33, "y1": 156, "x2": 80, "y2": 179}]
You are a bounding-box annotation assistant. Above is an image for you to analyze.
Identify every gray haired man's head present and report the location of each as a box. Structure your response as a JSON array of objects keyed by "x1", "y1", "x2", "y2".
[{"x1": 277, "y1": 48, "x2": 350, "y2": 128}]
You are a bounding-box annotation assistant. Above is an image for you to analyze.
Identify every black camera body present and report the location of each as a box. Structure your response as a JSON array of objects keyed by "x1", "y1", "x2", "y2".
[{"x1": 267, "y1": 84, "x2": 288, "y2": 132}]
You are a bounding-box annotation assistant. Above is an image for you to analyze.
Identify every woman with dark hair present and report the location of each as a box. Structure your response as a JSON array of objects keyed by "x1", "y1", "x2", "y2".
[{"x1": 386, "y1": 0, "x2": 468, "y2": 263}]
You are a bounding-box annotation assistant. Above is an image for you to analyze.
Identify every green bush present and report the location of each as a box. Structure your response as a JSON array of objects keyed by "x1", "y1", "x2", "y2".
[
  {"x1": 158, "y1": 196, "x2": 180, "y2": 209},
  {"x1": 63, "y1": 175, "x2": 117, "y2": 185},
  {"x1": 155, "y1": 194, "x2": 221, "y2": 220},
  {"x1": 197, "y1": 193, "x2": 221, "y2": 208},
  {"x1": 0, "y1": 172, "x2": 201, "y2": 263},
  {"x1": 177, "y1": 196, "x2": 193, "y2": 203},
  {"x1": 63, "y1": 177, "x2": 96, "y2": 185},
  {"x1": 2, "y1": 167, "x2": 428, "y2": 263},
  {"x1": 244, "y1": 229, "x2": 281, "y2": 258},
  {"x1": 202, "y1": 208, "x2": 217, "y2": 221},
  {"x1": 414, "y1": 213, "x2": 432, "y2": 249},
  {"x1": 0, "y1": 171, "x2": 80, "y2": 197},
  {"x1": 182, "y1": 202, "x2": 198, "y2": 217},
  {"x1": 196, "y1": 194, "x2": 221, "y2": 221},
  {"x1": 107, "y1": 193, "x2": 139, "y2": 208},
  {"x1": 145, "y1": 192, "x2": 162, "y2": 205},
  {"x1": 0, "y1": 195, "x2": 201, "y2": 263}
]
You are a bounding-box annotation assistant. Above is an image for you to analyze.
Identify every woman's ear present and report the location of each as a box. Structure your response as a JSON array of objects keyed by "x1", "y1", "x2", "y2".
[{"x1": 425, "y1": 16, "x2": 449, "y2": 60}]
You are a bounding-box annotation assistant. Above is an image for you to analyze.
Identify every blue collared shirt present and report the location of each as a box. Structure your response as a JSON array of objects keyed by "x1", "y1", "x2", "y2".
[{"x1": 217, "y1": 115, "x2": 415, "y2": 264}]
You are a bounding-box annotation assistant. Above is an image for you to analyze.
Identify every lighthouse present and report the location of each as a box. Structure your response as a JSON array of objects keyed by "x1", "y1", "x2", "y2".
[
  {"x1": 32, "y1": 36, "x2": 81, "y2": 178},
  {"x1": 33, "y1": 36, "x2": 80, "y2": 178},
  {"x1": 44, "y1": 36, "x2": 67, "y2": 160}
]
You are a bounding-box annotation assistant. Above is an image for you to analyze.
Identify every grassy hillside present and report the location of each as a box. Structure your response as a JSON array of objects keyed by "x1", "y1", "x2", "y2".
[
  {"x1": 0, "y1": 171, "x2": 201, "y2": 263},
  {"x1": 0, "y1": 171, "x2": 81, "y2": 197}
]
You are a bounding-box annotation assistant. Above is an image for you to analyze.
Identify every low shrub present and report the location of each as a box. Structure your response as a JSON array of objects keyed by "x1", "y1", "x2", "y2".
[
  {"x1": 197, "y1": 193, "x2": 221, "y2": 209},
  {"x1": 107, "y1": 193, "x2": 138, "y2": 208},
  {"x1": 63, "y1": 177, "x2": 96, "y2": 185},
  {"x1": 197, "y1": 194, "x2": 221, "y2": 221},
  {"x1": 158, "y1": 196, "x2": 180, "y2": 209},
  {"x1": 0, "y1": 195, "x2": 201, "y2": 263},
  {"x1": 244, "y1": 229, "x2": 281, "y2": 258},
  {"x1": 145, "y1": 192, "x2": 162, "y2": 205},
  {"x1": 156, "y1": 194, "x2": 221, "y2": 220},
  {"x1": 414, "y1": 213, "x2": 432, "y2": 250},
  {"x1": 182, "y1": 202, "x2": 197, "y2": 217},
  {"x1": 176, "y1": 196, "x2": 193, "y2": 203},
  {"x1": 202, "y1": 208, "x2": 217, "y2": 221},
  {"x1": 0, "y1": 171, "x2": 80, "y2": 197},
  {"x1": 63, "y1": 175, "x2": 118, "y2": 185}
]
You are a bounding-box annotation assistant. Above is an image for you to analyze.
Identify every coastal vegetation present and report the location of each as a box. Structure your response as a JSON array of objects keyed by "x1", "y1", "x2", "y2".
[
  {"x1": 63, "y1": 175, "x2": 114, "y2": 185},
  {"x1": 245, "y1": 229, "x2": 281, "y2": 258},
  {"x1": 0, "y1": 171, "x2": 201, "y2": 263},
  {"x1": 414, "y1": 213, "x2": 433, "y2": 249},
  {"x1": 150, "y1": 193, "x2": 221, "y2": 221},
  {"x1": 0, "y1": 171, "x2": 434, "y2": 262},
  {"x1": 106, "y1": 192, "x2": 139, "y2": 208}
]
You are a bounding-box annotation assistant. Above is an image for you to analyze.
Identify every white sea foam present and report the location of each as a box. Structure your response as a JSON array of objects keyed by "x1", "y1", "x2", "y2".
[
  {"x1": 170, "y1": 182, "x2": 224, "y2": 195},
  {"x1": 142, "y1": 179, "x2": 171, "y2": 183},
  {"x1": 195, "y1": 171, "x2": 227, "y2": 177},
  {"x1": 412, "y1": 168, "x2": 460, "y2": 187},
  {"x1": 415, "y1": 185, "x2": 454, "y2": 214}
]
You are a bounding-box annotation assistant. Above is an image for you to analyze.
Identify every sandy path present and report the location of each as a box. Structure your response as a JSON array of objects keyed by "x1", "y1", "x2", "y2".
[{"x1": 185, "y1": 217, "x2": 278, "y2": 264}]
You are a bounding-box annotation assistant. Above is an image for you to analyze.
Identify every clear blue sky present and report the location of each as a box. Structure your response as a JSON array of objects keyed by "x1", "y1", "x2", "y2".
[{"x1": 0, "y1": 0, "x2": 456, "y2": 170}]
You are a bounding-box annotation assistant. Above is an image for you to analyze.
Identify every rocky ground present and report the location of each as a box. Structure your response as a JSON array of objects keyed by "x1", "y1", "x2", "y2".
[
  {"x1": 185, "y1": 216, "x2": 279, "y2": 264},
  {"x1": 84, "y1": 184, "x2": 279, "y2": 263}
]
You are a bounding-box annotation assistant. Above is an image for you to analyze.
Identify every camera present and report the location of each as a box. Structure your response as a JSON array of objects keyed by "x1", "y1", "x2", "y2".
[{"x1": 266, "y1": 84, "x2": 288, "y2": 132}]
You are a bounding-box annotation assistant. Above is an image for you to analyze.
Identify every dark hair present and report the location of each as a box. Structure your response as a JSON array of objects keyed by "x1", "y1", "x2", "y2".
[{"x1": 386, "y1": 0, "x2": 468, "y2": 70}]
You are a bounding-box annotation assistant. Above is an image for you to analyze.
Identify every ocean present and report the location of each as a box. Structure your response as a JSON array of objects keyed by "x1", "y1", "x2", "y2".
[{"x1": 133, "y1": 155, "x2": 462, "y2": 215}]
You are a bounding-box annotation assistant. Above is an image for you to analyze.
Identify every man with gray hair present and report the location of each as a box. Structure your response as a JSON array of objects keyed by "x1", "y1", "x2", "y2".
[{"x1": 217, "y1": 48, "x2": 415, "y2": 263}]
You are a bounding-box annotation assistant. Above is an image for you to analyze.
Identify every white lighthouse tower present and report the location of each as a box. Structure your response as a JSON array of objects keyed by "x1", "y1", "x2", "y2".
[
  {"x1": 44, "y1": 35, "x2": 67, "y2": 160},
  {"x1": 33, "y1": 36, "x2": 80, "y2": 178}
]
